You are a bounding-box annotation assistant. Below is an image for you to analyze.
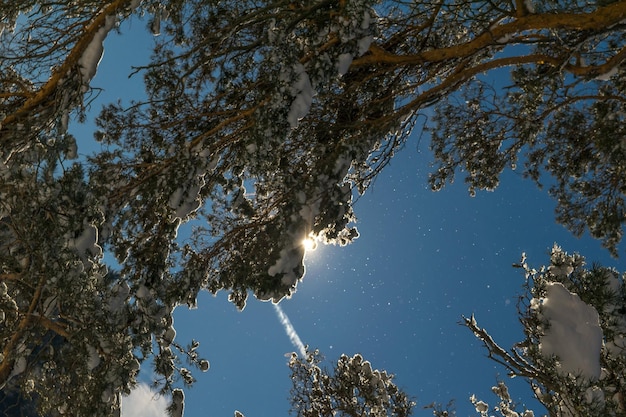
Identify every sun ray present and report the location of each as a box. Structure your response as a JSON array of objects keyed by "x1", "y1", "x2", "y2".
[{"x1": 301, "y1": 237, "x2": 317, "y2": 252}]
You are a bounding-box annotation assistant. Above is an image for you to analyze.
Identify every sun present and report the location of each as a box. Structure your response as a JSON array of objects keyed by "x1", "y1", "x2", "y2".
[{"x1": 301, "y1": 237, "x2": 317, "y2": 252}]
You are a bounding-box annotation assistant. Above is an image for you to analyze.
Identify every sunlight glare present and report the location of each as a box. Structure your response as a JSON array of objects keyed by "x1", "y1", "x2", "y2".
[{"x1": 301, "y1": 237, "x2": 317, "y2": 252}]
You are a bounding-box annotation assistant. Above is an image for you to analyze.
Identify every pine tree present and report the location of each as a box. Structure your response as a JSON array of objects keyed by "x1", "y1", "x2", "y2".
[
  {"x1": 288, "y1": 350, "x2": 415, "y2": 417},
  {"x1": 460, "y1": 245, "x2": 626, "y2": 417},
  {"x1": 3, "y1": 1, "x2": 626, "y2": 415}
]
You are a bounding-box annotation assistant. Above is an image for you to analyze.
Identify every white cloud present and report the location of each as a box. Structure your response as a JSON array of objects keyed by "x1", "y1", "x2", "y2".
[{"x1": 121, "y1": 383, "x2": 168, "y2": 417}]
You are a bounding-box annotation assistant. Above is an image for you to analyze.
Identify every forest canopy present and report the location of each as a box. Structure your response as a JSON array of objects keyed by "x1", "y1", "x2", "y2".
[{"x1": 1, "y1": 0, "x2": 626, "y2": 416}]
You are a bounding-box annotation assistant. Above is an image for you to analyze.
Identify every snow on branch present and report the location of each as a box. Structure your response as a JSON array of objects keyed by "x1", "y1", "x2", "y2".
[
  {"x1": 463, "y1": 315, "x2": 541, "y2": 379},
  {"x1": 78, "y1": 15, "x2": 117, "y2": 91},
  {"x1": 534, "y1": 282, "x2": 603, "y2": 381},
  {"x1": 0, "y1": 0, "x2": 133, "y2": 131}
]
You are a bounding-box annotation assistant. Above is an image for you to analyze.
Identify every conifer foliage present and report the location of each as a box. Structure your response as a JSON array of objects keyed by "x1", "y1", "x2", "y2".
[
  {"x1": 288, "y1": 351, "x2": 415, "y2": 417},
  {"x1": 460, "y1": 246, "x2": 626, "y2": 417},
  {"x1": 2, "y1": 0, "x2": 626, "y2": 415}
]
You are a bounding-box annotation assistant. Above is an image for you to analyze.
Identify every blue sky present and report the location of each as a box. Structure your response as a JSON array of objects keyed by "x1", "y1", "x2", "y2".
[{"x1": 74, "y1": 15, "x2": 625, "y2": 417}]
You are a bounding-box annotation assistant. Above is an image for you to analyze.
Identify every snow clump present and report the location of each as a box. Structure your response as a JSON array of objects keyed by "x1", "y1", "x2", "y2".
[
  {"x1": 287, "y1": 64, "x2": 315, "y2": 129},
  {"x1": 534, "y1": 282, "x2": 603, "y2": 380},
  {"x1": 78, "y1": 15, "x2": 117, "y2": 90}
]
